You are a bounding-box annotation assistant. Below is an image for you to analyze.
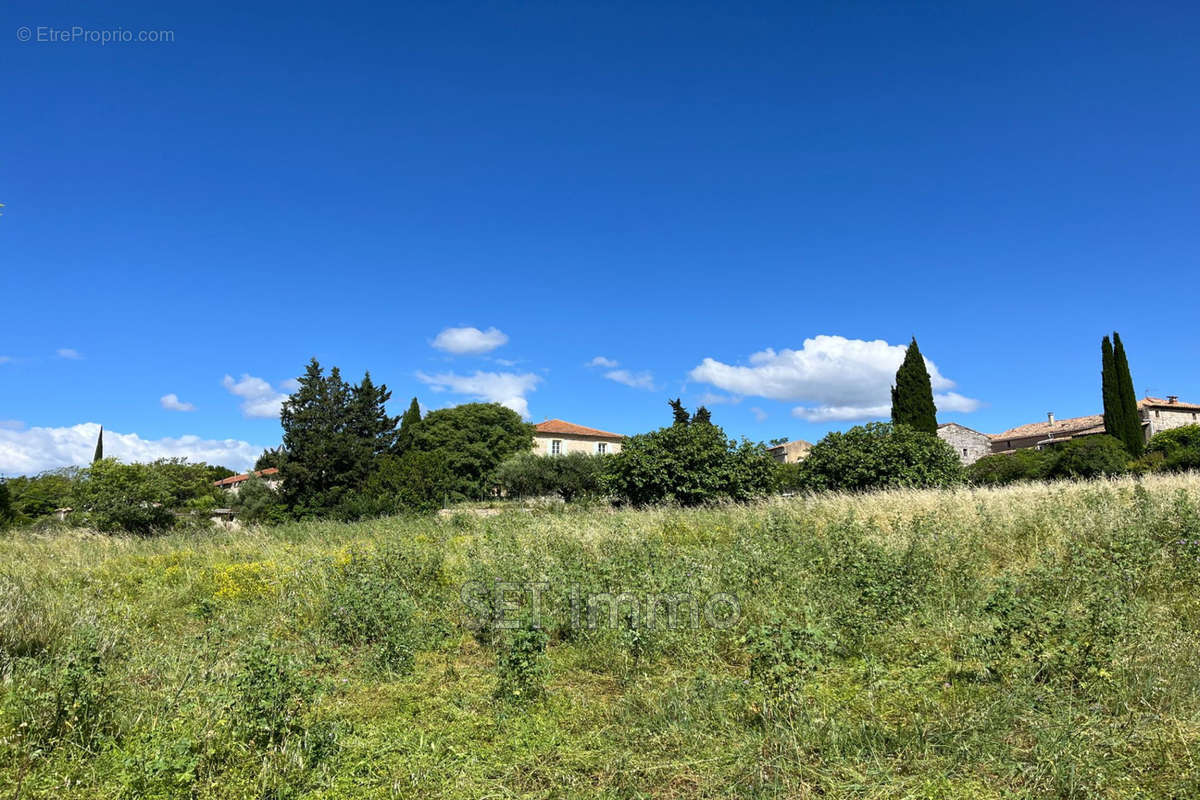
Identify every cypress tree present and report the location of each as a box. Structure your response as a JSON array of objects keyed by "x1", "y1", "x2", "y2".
[
  {"x1": 691, "y1": 406, "x2": 712, "y2": 426},
  {"x1": 93, "y1": 425, "x2": 104, "y2": 463},
  {"x1": 669, "y1": 398, "x2": 690, "y2": 426},
  {"x1": 1112, "y1": 332, "x2": 1144, "y2": 456},
  {"x1": 395, "y1": 397, "x2": 422, "y2": 453},
  {"x1": 890, "y1": 337, "x2": 938, "y2": 434},
  {"x1": 1101, "y1": 335, "x2": 1119, "y2": 440}
]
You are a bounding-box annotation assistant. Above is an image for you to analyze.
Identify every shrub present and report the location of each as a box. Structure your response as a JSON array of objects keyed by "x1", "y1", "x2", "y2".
[
  {"x1": 773, "y1": 462, "x2": 806, "y2": 493},
  {"x1": 361, "y1": 450, "x2": 453, "y2": 514},
  {"x1": 231, "y1": 639, "x2": 316, "y2": 747},
  {"x1": 496, "y1": 451, "x2": 608, "y2": 501},
  {"x1": 2, "y1": 626, "x2": 118, "y2": 756},
  {"x1": 1046, "y1": 435, "x2": 1129, "y2": 479},
  {"x1": 741, "y1": 617, "x2": 832, "y2": 719},
  {"x1": 495, "y1": 621, "x2": 549, "y2": 703},
  {"x1": 71, "y1": 459, "x2": 177, "y2": 534},
  {"x1": 325, "y1": 550, "x2": 419, "y2": 675},
  {"x1": 798, "y1": 422, "x2": 963, "y2": 492},
  {"x1": 407, "y1": 403, "x2": 534, "y2": 501},
  {"x1": 603, "y1": 407, "x2": 775, "y2": 506},
  {"x1": 1147, "y1": 425, "x2": 1200, "y2": 472},
  {"x1": 967, "y1": 449, "x2": 1054, "y2": 486}
]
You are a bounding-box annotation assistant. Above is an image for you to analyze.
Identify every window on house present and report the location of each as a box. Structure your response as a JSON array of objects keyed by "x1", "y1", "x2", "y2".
[
  {"x1": 962, "y1": 448, "x2": 968, "y2": 457},
  {"x1": 551, "y1": 440, "x2": 562, "y2": 455},
  {"x1": 597, "y1": 442, "x2": 607, "y2": 454},
  {"x1": 1155, "y1": 410, "x2": 1160, "y2": 418}
]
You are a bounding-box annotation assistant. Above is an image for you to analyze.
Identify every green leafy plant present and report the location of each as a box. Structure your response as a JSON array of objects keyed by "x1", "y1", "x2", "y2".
[
  {"x1": 230, "y1": 639, "x2": 316, "y2": 747},
  {"x1": 495, "y1": 620, "x2": 549, "y2": 703},
  {"x1": 798, "y1": 422, "x2": 963, "y2": 492}
]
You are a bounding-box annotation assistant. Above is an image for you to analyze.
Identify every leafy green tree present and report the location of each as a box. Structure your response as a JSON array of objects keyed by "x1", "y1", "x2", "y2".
[
  {"x1": 395, "y1": 397, "x2": 423, "y2": 454},
  {"x1": 361, "y1": 450, "x2": 453, "y2": 513},
  {"x1": 407, "y1": 403, "x2": 534, "y2": 500},
  {"x1": 5, "y1": 468, "x2": 77, "y2": 519},
  {"x1": 494, "y1": 452, "x2": 553, "y2": 499},
  {"x1": 890, "y1": 338, "x2": 938, "y2": 434},
  {"x1": 495, "y1": 451, "x2": 608, "y2": 502},
  {"x1": 799, "y1": 422, "x2": 963, "y2": 492},
  {"x1": 603, "y1": 406, "x2": 775, "y2": 506},
  {"x1": 1111, "y1": 333, "x2": 1144, "y2": 456},
  {"x1": 1047, "y1": 435, "x2": 1129, "y2": 479},
  {"x1": 92, "y1": 426, "x2": 103, "y2": 463},
  {"x1": 233, "y1": 474, "x2": 288, "y2": 524},
  {"x1": 0, "y1": 481, "x2": 15, "y2": 529},
  {"x1": 72, "y1": 459, "x2": 175, "y2": 534}
]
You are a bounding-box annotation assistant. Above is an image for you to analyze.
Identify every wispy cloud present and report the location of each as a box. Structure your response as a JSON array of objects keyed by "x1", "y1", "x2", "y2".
[
  {"x1": 750, "y1": 406, "x2": 768, "y2": 422},
  {"x1": 690, "y1": 335, "x2": 980, "y2": 423},
  {"x1": 416, "y1": 370, "x2": 541, "y2": 418},
  {"x1": 587, "y1": 356, "x2": 619, "y2": 368},
  {"x1": 432, "y1": 326, "x2": 509, "y2": 356},
  {"x1": 160, "y1": 393, "x2": 196, "y2": 412},
  {"x1": 0, "y1": 422, "x2": 265, "y2": 475},
  {"x1": 56, "y1": 348, "x2": 82, "y2": 360},
  {"x1": 604, "y1": 369, "x2": 657, "y2": 391},
  {"x1": 222, "y1": 374, "x2": 292, "y2": 418}
]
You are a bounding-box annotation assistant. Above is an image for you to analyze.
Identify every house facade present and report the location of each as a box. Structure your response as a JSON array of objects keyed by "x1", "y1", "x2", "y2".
[
  {"x1": 990, "y1": 396, "x2": 1199, "y2": 454},
  {"x1": 936, "y1": 423, "x2": 993, "y2": 465},
  {"x1": 1139, "y1": 396, "x2": 1200, "y2": 437},
  {"x1": 766, "y1": 439, "x2": 812, "y2": 463},
  {"x1": 532, "y1": 419, "x2": 624, "y2": 456}
]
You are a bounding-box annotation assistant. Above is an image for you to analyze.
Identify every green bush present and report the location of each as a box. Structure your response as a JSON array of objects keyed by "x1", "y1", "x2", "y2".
[
  {"x1": 1046, "y1": 435, "x2": 1129, "y2": 479},
  {"x1": 967, "y1": 449, "x2": 1054, "y2": 486},
  {"x1": 2, "y1": 625, "x2": 118, "y2": 756},
  {"x1": 71, "y1": 459, "x2": 177, "y2": 534},
  {"x1": 1146, "y1": 425, "x2": 1200, "y2": 472},
  {"x1": 360, "y1": 450, "x2": 453, "y2": 514},
  {"x1": 407, "y1": 403, "x2": 534, "y2": 501},
  {"x1": 324, "y1": 550, "x2": 420, "y2": 675},
  {"x1": 232, "y1": 474, "x2": 287, "y2": 524},
  {"x1": 798, "y1": 422, "x2": 963, "y2": 492},
  {"x1": 603, "y1": 406, "x2": 775, "y2": 506},
  {"x1": 231, "y1": 639, "x2": 316, "y2": 748},
  {"x1": 741, "y1": 617, "x2": 833, "y2": 720},
  {"x1": 496, "y1": 451, "x2": 608, "y2": 501},
  {"x1": 5, "y1": 468, "x2": 78, "y2": 520},
  {"x1": 495, "y1": 621, "x2": 549, "y2": 703}
]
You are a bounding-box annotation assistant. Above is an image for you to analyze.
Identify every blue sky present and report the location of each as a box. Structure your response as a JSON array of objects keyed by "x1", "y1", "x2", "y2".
[{"x1": 2, "y1": 0, "x2": 1198, "y2": 473}]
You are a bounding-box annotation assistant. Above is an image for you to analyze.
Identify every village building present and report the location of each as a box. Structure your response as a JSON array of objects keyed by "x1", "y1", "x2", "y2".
[
  {"x1": 990, "y1": 396, "x2": 1200, "y2": 454},
  {"x1": 213, "y1": 467, "x2": 281, "y2": 495},
  {"x1": 766, "y1": 439, "x2": 812, "y2": 463},
  {"x1": 532, "y1": 419, "x2": 624, "y2": 456},
  {"x1": 1139, "y1": 396, "x2": 1200, "y2": 437},
  {"x1": 936, "y1": 423, "x2": 993, "y2": 465}
]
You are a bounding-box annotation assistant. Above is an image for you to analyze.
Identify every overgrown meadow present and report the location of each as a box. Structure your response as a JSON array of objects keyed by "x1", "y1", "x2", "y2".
[{"x1": 4, "y1": 474, "x2": 1200, "y2": 798}]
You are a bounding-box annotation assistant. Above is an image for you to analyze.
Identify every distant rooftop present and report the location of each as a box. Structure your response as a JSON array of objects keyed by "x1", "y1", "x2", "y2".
[
  {"x1": 214, "y1": 467, "x2": 279, "y2": 487},
  {"x1": 533, "y1": 419, "x2": 624, "y2": 439}
]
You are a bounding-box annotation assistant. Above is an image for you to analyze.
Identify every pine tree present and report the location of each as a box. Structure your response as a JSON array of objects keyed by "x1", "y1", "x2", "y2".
[
  {"x1": 669, "y1": 398, "x2": 690, "y2": 426},
  {"x1": 890, "y1": 337, "x2": 938, "y2": 434},
  {"x1": 1101, "y1": 335, "x2": 1119, "y2": 440},
  {"x1": 93, "y1": 426, "x2": 104, "y2": 463},
  {"x1": 1112, "y1": 332, "x2": 1144, "y2": 456},
  {"x1": 395, "y1": 397, "x2": 422, "y2": 453},
  {"x1": 691, "y1": 406, "x2": 712, "y2": 425},
  {"x1": 280, "y1": 359, "x2": 357, "y2": 512}
]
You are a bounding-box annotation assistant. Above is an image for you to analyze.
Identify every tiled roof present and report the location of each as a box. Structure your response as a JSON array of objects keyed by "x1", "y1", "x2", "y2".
[
  {"x1": 937, "y1": 422, "x2": 993, "y2": 438},
  {"x1": 533, "y1": 419, "x2": 624, "y2": 439},
  {"x1": 214, "y1": 467, "x2": 279, "y2": 487},
  {"x1": 766, "y1": 439, "x2": 812, "y2": 451},
  {"x1": 1140, "y1": 397, "x2": 1200, "y2": 411},
  {"x1": 992, "y1": 414, "x2": 1105, "y2": 442}
]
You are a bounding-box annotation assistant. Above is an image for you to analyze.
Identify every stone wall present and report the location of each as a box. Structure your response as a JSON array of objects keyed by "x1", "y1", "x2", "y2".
[{"x1": 937, "y1": 423, "x2": 992, "y2": 465}]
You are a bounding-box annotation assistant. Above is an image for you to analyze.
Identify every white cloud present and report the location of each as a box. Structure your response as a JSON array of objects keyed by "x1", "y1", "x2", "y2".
[
  {"x1": 56, "y1": 348, "x2": 82, "y2": 360},
  {"x1": 431, "y1": 326, "x2": 509, "y2": 355},
  {"x1": 696, "y1": 392, "x2": 740, "y2": 406},
  {"x1": 160, "y1": 393, "x2": 196, "y2": 412},
  {"x1": 588, "y1": 356, "x2": 619, "y2": 368},
  {"x1": 750, "y1": 407, "x2": 768, "y2": 422},
  {"x1": 0, "y1": 420, "x2": 24, "y2": 430},
  {"x1": 416, "y1": 370, "x2": 541, "y2": 418},
  {"x1": 690, "y1": 335, "x2": 979, "y2": 423},
  {"x1": 604, "y1": 369, "x2": 657, "y2": 391},
  {"x1": 0, "y1": 422, "x2": 264, "y2": 475},
  {"x1": 222, "y1": 374, "x2": 291, "y2": 419}
]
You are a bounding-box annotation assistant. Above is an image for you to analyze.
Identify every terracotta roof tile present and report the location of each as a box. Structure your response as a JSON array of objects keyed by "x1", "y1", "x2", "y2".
[
  {"x1": 214, "y1": 467, "x2": 279, "y2": 487},
  {"x1": 533, "y1": 419, "x2": 624, "y2": 439},
  {"x1": 1140, "y1": 396, "x2": 1200, "y2": 411},
  {"x1": 992, "y1": 414, "x2": 1105, "y2": 442}
]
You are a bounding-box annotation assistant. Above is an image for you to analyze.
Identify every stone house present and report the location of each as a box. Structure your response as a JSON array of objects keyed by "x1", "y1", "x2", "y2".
[
  {"x1": 1139, "y1": 396, "x2": 1200, "y2": 437},
  {"x1": 936, "y1": 423, "x2": 993, "y2": 465},
  {"x1": 766, "y1": 439, "x2": 812, "y2": 463},
  {"x1": 990, "y1": 396, "x2": 1200, "y2": 454},
  {"x1": 532, "y1": 419, "x2": 624, "y2": 456}
]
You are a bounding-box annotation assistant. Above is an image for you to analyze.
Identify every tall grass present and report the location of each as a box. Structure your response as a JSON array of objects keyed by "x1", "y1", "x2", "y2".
[{"x1": 2, "y1": 473, "x2": 1200, "y2": 798}]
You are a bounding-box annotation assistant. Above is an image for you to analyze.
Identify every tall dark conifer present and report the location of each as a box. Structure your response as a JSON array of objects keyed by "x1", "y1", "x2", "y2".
[
  {"x1": 395, "y1": 397, "x2": 422, "y2": 453},
  {"x1": 691, "y1": 406, "x2": 712, "y2": 425},
  {"x1": 93, "y1": 426, "x2": 104, "y2": 463},
  {"x1": 1101, "y1": 336, "x2": 1119, "y2": 440},
  {"x1": 1112, "y1": 332, "x2": 1144, "y2": 456},
  {"x1": 669, "y1": 398, "x2": 690, "y2": 426},
  {"x1": 890, "y1": 338, "x2": 938, "y2": 434}
]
